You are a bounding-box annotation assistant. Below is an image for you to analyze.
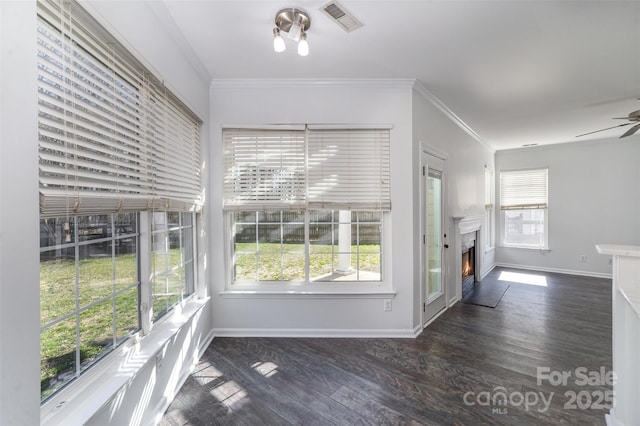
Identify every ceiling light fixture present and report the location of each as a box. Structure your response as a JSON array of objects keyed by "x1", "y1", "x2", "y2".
[{"x1": 273, "y1": 8, "x2": 311, "y2": 56}]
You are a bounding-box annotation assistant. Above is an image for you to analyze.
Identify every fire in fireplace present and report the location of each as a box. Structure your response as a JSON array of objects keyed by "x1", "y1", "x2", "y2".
[
  {"x1": 461, "y1": 232, "x2": 477, "y2": 297},
  {"x1": 462, "y1": 247, "x2": 474, "y2": 280}
]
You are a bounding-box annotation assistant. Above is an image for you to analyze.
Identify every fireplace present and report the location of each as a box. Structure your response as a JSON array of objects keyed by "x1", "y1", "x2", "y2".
[
  {"x1": 453, "y1": 215, "x2": 484, "y2": 301},
  {"x1": 461, "y1": 231, "x2": 477, "y2": 298}
]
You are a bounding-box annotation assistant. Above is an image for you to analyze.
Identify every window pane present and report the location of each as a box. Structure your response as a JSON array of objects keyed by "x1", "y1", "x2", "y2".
[
  {"x1": 233, "y1": 209, "x2": 383, "y2": 283},
  {"x1": 41, "y1": 317, "x2": 77, "y2": 400},
  {"x1": 40, "y1": 251, "x2": 76, "y2": 325},
  {"x1": 282, "y1": 224, "x2": 304, "y2": 248},
  {"x1": 115, "y1": 213, "x2": 137, "y2": 235},
  {"x1": 114, "y1": 244, "x2": 137, "y2": 291},
  {"x1": 40, "y1": 217, "x2": 76, "y2": 246},
  {"x1": 167, "y1": 211, "x2": 180, "y2": 228},
  {"x1": 258, "y1": 253, "x2": 282, "y2": 281},
  {"x1": 309, "y1": 254, "x2": 335, "y2": 281},
  {"x1": 78, "y1": 256, "x2": 113, "y2": 306},
  {"x1": 236, "y1": 211, "x2": 256, "y2": 223},
  {"x1": 260, "y1": 211, "x2": 282, "y2": 223},
  {"x1": 504, "y1": 209, "x2": 546, "y2": 247},
  {"x1": 78, "y1": 215, "x2": 111, "y2": 242},
  {"x1": 167, "y1": 269, "x2": 184, "y2": 307},
  {"x1": 152, "y1": 277, "x2": 168, "y2": 321},
  {"x1": 236, "y1": 224, "x2": 256, "y2": 246},
  {"x1": 116, "y1": 287, "x2": 139, "y2": 344},
  {"x1": 282, "y1": 254, "x2": 305, "y2": 280},
  {"x1": 357, "y1": 253, "x2": 381, "y2": 280},
  {"x1": 40, "y1": 212, "x2": 141, "y2": 401},
  {"x1": 257, "y1": 224, "x2": 281, "y2": 247},
  {"x1": 150, "y1": 211, "x2": 196, "y2": 321},
  {"x1": 310, "y1": 210, "x2": 333, "y2": 223},
  {"x1": 152, "y1": 212, "x2": 168, "y2": 232},
  {"x1": 310, "y1": 224, "x2": 335, "y2": 252},
  {"x1": 358, "y1": 224, "x2": 381, "y2": 247},
  {"x1": 235, "y1": 253, "x2": 257, "y2": 281},
  {"x1": 79, "y1": 300, "x2": 113, "y2": 371}
]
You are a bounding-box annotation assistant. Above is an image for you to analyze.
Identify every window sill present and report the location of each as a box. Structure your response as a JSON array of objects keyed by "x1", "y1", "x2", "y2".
[
  {"x1": 41, "y1": 297, "x2": 209, "y2": 426},
  {"x1": 220, "y1": 290, "x2": 396, "y2": 299},
  {"x1": 500, "y1": 245, "x2": 551, "y2": 253}
]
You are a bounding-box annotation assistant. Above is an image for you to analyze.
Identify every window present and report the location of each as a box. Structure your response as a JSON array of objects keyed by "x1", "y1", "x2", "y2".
[
  {"x1": 233, "y1": 210, "x2": 383, "y2": 282},
  {"x1": 499, "y1": 168, "x2": 548, "y2": 249},
  {"x1": 484, "y1": 166, "x2": 495, "y2": 249},
  {"x1": 37, "y1": 0, "x2": 201, "y2": 401},
  {"x1": 151, "y1": 211, "x2": 195, "y2": 321},
  {"x1": 40, "y1": 214, "x2": 139, "y2": 400},
  {"x1": 224, "y1": 127, "x2": 390, "y2": 287}
]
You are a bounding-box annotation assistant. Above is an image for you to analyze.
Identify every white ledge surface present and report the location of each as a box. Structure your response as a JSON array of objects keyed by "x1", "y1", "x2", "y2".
[
  {"x1": 595, "y1": 244, "x2": 640, "y2": 257},
  {"x1": 220, "y1": 291, "x2": 396, "y2": 299}
]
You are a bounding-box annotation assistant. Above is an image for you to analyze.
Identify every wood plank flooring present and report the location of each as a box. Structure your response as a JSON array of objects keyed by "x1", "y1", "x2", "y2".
[{"x1": 160, "y1": 267, "x2": 612, "y2": 425}]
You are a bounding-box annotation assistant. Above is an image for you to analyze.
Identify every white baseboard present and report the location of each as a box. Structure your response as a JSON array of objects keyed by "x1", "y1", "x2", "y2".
[
  {"x1": 198, "y1": 328, "x2": 216, "y2": 355},
  {"x1": 480, "y1": 262, "x2": 497, "y2": 279},
  {"x1": 211, "y1": 327, "x2": 419, "y2": 338},
  {"x1": 423, "y1": 306, "x2": 449, "y2": 329},
  {"x1": 495, "y1": 262, "x2": 612, "y2": 279}
]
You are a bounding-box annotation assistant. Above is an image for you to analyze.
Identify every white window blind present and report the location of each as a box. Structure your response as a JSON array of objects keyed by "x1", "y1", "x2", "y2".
[
  {"x1": 223, "y1": 127, "x2": 391, "y2": 211},
  {"x1": 37, "y1": 0, "x2": 201, "y2": 218},
  {"x1": 223, "y1": 129, "x2": 306, "y2": 210},
  {"x1": 500, "y1": 168, "x2": 548, "y2": 210},
  {"x1": 307, "y1": 128, "x2": 391, "y2": 210}
]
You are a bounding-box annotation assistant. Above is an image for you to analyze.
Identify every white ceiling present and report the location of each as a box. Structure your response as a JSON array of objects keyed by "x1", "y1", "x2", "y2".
[{"x1": 159, "y1": 0, "x2": 640, "y2": 150}]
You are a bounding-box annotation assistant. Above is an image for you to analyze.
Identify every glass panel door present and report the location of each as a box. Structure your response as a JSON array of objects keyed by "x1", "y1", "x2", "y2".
[
  {"x1": 427, "y1": 169, "x2": 443, "y2": 300},
  {"x1": 423, "y1": 151, "x2": 446, "y2": 324}
]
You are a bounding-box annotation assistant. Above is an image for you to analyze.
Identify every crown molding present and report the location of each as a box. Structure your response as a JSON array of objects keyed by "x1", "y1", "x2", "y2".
[
  {"x1": 412, "y1": 81, "x2": 495, "y2": 153},
  {"x1": 210, "y1": 78, "x2": 417, "y2": 90}
]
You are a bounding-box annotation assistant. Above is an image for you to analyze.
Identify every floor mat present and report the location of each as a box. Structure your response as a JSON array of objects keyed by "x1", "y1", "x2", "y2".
[{"x1": 462, "y1": 281, "x2": 510, "y2": 308}]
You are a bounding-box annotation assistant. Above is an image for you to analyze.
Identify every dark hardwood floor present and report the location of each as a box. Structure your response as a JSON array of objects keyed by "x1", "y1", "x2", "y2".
[{"x1": 160, "y1": 267, "x2": 612, "y2": 425}]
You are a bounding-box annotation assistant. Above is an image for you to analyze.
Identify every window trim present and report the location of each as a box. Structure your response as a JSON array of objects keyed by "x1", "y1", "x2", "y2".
[
  {"x1": 484, "y1": 166, "x2": 495, "y2": 251},
  {"x1": 39, "y1": 210, "x2": 199, "y2": 403},
  {"x1": 498, "y1": 167, "x2": 549, "y2": 250}
]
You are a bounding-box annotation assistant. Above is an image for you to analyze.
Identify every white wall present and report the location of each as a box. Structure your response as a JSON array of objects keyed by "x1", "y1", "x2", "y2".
[
  {"x1": 210, "y1": 80, "x2": 417, "y2": 336},
  {"x1": 411, "y1": 87, "x2": 496, "y2": 326},
  {"x1": 209, "y1": 80, "x2": 497, "y2": 335},
  {"x1": 0, "y1": 2, "x2": 41, "y2": 424},
  {"x1": 495, "y1": 138, "x2": 640, "y2": 276},
  {"x1": 0, "y1": 1, "x2": 213, "y2": 424}
]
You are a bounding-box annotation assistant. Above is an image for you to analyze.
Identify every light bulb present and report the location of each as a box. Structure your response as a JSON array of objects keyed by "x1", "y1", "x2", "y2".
[
  {"x1": 288, "y1": 21, "x2": 302, "y2": 42},
  {"x1": 297, "y1": 33, "x2": 309, "y2": 56},
  {"x1": 273, "y1": 28, "x2": 286, "y2": 53}
]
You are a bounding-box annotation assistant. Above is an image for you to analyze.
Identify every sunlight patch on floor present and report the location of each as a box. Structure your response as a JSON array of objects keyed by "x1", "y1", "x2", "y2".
[
  {"x1": 210, "y1": 380, "x2": 248, "y2": 408},
  {"x1": 498, "y1": 271, "x2": 548, "y2": 287},
  {"x1": 252, "y1": 361, "x2": 278, "y2": 378}
]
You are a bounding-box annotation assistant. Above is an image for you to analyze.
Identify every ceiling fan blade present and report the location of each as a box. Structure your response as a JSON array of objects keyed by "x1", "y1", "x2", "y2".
[
  {"x1": 576, "y1": 122, "x2": 633, "y2": 138},
  {"x1": 620, "y1": 123, "x2": 640, "y2": 138}
]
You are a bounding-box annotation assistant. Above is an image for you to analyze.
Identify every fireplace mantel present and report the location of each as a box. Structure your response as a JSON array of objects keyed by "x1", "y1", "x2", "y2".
[
  {"x1": 453, "y1": 215, "x2": 485, "y2": 302},
  {"x1": 453, "y1": 215, "x2": 484, "y2": 235}
]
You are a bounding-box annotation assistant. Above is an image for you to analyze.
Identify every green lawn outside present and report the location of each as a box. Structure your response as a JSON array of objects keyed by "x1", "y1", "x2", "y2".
[
  {"x1": 234, "y1": 242, "x2": 381, "y2": 281},
  {"x1": 39, "y1": 249, "x2": 189, "y2": 400}
]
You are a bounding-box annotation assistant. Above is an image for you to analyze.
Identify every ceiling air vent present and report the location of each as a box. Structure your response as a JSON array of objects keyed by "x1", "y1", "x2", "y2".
[{"x1": 320, "y1": 1, "x2": 363, "y2": 33}]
